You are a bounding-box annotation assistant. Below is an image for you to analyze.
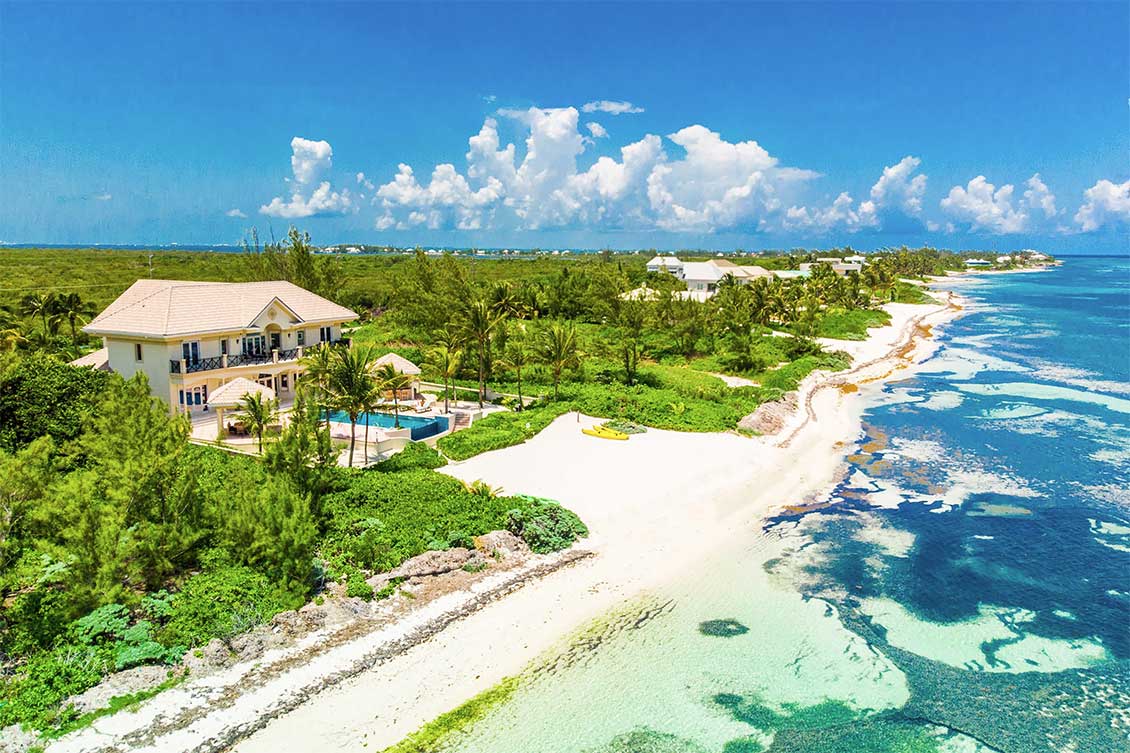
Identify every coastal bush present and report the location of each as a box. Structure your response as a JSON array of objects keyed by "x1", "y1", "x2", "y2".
[
  {"x1": 505, "y1": 497, "x2": 589, "y2": 554},
  {"x1": 814, "y1": 309, "x2": 891, "y2": 340},
  {"x1": 374, "y1": 441, "x2": 447, "y2": 472},
  {"x1": 320, "y1": 469, "x2": 527, "y2": 572},
  {"x1": 344, "y1": 568, "x2": 375, "y2": 601},
  {"x1": 0, "y1": 354, "x2": 110, "y2": 451},
  {"x1": 212, "y1": 474, "x2": 318, "y2": 603},
  {"x1": 893, "y1": 281, "x2": 936, "y2": 305},
  {"x1": 759, "y1": 352, "x2": 851, "y2": 394},
  {"x1": 0, "y1": 602, "x2": 182, "y2": 732},
  {"x1": 158, "y1": 564, "x2": 293, "y2": 647},
  {"x1": 0, "y1": 641, "x2": 108, "y2": 730},
  {"x1": 436, "y1": 403, "x2": 570, "y2": 461}
]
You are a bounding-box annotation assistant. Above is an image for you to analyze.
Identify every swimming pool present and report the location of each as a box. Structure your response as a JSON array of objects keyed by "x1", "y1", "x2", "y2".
[{"x1": 327, "y1": 410, "x2": 450, "y2": 440}]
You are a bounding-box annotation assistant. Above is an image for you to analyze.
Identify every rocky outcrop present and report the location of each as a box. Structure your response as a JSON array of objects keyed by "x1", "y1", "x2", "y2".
[
  {"x1": 474, "y1": 530, "x2": 528, "y2": 558},
  {"x1": 739, "y1": 391, "x2": 798, "y2": 436}
]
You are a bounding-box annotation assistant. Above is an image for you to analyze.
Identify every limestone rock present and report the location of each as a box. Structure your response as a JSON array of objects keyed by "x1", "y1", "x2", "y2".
[
  {"x1": 395, "y1": 547, "x2": 475, "y2": 578},
  {"x1": 0, "y1": 723, "x2": 39, "y2": 753},
  {"x1": 62, "y1": 664, "x2": 172, "y2": 716},
  {"x1": 738, "y1": 391, "x2": 798, "y2": 436},
  {"x1": 271, "y1": 608, "x2": 325, "y2": 637},
  {"x1": 473, "y1": 530, "x2": 528, "y2": 558}
]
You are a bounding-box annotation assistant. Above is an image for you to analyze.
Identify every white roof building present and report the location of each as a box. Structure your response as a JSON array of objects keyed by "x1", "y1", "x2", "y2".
[
  {"x1": 681, "y1": 261, "x2": 727, "y2": 292},
  {"x1": 646, "y1": 256, "x2": 684, "y2": 274}
]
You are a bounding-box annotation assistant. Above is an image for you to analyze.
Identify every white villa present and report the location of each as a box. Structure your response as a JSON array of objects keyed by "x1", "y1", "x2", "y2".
[
  {"x1": 80, "y1": 279, "x2": 357, "y2": 414},
  {"x1": 646, "y1": 255, "x2": 684, "y2": 276},
  {"x1": 799, "y1": 259, "x2": 863, "y2": 276},
  {"x1": 646, "y1": 256, "x2": 775, "y2": 294}
]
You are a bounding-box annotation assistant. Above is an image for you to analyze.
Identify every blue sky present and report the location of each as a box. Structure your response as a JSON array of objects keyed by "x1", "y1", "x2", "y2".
[{"x1": 1, "y1": 1, "x2": 1127, "y2": 253}]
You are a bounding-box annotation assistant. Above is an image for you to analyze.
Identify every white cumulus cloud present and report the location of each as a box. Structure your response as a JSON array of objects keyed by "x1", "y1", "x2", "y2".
[
  {"x1": 290, "y1": 137, "x2": 333, "y2": 185},
  {"x1": 261, "y1": 182, "x2": 354, "y2": 219},
  {"x1": 941, "y1": 173, "x2": 1060, "y2": 234},
  {"x1": 372, "y1": 109, "x2": 820, "y2": 234},
  {"x1": 586, "y1": 122, "x2": 608, "y2": 139},
  {"x1": 581, "y1": 100, "x2": 644, "y2": 115},
  {"x1": 225, "y1": 208, "x2": 247, "y2": 218},
  {"x1": 261, "y1": 137, "x2": 353, "y2": 218},
  {"x1": 782, "y1": 156, "x2": 928, "y2": 233},
  {"x1": 1074, "y1": 178, "x2": 1130, "y2": 232}
]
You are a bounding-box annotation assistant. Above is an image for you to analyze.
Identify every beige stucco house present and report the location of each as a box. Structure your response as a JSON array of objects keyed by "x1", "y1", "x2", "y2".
[{"x1": 82, "y1": 279, "x2": 357, "y2": 414}]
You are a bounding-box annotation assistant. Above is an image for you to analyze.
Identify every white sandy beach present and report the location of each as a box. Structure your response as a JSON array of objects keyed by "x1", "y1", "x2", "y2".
[{"x1": 45, "y1": 295, "x2": 961, "y2": 753}]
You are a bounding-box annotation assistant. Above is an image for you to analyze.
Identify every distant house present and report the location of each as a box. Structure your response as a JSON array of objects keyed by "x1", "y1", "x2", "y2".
[
  {"x1": 800, "y1": 261, "x2": 863, "y2": 277},
  {"x1": 996, "y1": 255, "x2": 1012, "y2": 264},
  {"x1": 711, "y1": 259, "x2": 775, "y2": 282},
  {"x1": 81, "y1": 279, "x2": 357, "y2": 414},
  {"x1": 964, "y1": 259, "x2": 992, "y2": 267},
  {"x1": 844, "y1": 254, "x2": 867, "y2": 264},
  {"x1": 681, "y1": 261, "x2": 727, "y2": 292},
  {"x1": 646, "y1": 256, "x2": 684, "y2": 276}
]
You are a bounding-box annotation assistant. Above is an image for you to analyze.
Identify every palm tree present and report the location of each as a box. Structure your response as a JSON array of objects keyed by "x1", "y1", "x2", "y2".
[
  {"x1": 51, "y1": 292, "x2": 95, "y2": 345},
  {"x1": 0, "y1": 306, "x2": 25, "y2": 352},
  {"x1": 374, "y1": 362, "x2": 414, "y2": 429},
  {"x1": 535, "y1": 321, "x2": 580, "y2": 401},
  {"x1": 298, "y1": 343, "x2": 336, "y2": 426},
  {"x1": 460, "y1": 299, "x2": 504, "y2": 408},
  {"x1": 326, "y1": 345, "x2": 377, "y2": 467},
  {"x1": 20, "y1": 292, "x2": 57, "y2": 335},
  {"x1": 498, "y1": 328, "x2": 529, "y2": 411},
  {"x1": 234, "y1": 391, "x2": 280, "y2": 454},
  {"x1": 425, "y1": 342, "x2": 462, "y2": 414}
]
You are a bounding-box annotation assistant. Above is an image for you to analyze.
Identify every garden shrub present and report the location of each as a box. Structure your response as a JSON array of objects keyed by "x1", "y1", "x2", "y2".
[
  {"x1": 374, "y1": 441, "x2": 447, "y2": 472},
  {"x1": 505, "y1": 497, "x2": 589, "y2": 554},
  {"x1": 437, "y1": 403, "x2": 570, "y2": 461}
]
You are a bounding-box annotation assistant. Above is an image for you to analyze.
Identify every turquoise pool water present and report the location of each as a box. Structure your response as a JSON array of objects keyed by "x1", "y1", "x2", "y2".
[
  {"x1": 436, "y1": 257, "x2": 1130, "y2": 753},
  {"x1": 327, "y1": 410, "x2": 449, "y2": 440}
]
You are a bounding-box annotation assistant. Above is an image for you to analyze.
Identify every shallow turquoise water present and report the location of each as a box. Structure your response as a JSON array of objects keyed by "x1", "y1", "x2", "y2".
[{"x1": 440, "y1": 258, "x2": 1130, "y2": 753}]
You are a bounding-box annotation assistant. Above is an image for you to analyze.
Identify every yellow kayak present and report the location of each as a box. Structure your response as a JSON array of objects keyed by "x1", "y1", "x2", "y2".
[{"x1": 582, "y1": 426, "x2": 629, "y2": 440}]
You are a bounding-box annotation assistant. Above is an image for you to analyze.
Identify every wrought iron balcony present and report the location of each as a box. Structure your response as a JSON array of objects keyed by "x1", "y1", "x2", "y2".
[{"x1": 169, "y1": 339, "x2": 348, "y2": 374}]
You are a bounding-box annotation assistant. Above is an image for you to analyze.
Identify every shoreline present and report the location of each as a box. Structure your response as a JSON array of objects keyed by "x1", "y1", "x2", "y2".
[{"x1": 45, "y1": 294, "x2": 966, "y2": 753}]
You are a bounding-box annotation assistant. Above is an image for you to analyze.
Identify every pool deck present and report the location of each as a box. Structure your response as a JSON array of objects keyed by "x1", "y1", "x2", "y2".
[{"x1": 188, "y1": 399, "x2": 508, "y2": 467}]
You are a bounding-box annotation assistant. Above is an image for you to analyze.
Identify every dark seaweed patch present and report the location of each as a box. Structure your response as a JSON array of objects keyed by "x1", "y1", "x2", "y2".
[{"x1": 698, "y1": 619, "x2": 750, "y2": 638}]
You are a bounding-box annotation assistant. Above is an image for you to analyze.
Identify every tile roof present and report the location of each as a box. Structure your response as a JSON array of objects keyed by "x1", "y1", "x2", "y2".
[
  {"x1": 208, "y1": 377, "x2": 276, "y2": 408},
  {"x1": 69, "y1": 347, "x2": 111, "y2": 371},
  {"x1": 85, "y1": 280, "x2": 357, "y2": 338},
  {"x1": 374, "y1": 352, "x2": 422, "y2": 375}
]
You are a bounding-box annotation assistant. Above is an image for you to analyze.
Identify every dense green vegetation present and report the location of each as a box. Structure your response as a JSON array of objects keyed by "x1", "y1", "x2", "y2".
[{"x1": 0, "y1": 360, "x2": 584, "y2": 734}]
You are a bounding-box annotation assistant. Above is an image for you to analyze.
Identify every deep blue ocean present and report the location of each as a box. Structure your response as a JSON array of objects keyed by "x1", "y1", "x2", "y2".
[{"x1": 769, "y1": 257, "x2": 1130, "y2": 750}]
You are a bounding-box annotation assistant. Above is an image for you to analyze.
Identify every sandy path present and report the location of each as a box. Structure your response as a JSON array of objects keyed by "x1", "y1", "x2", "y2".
[{"x1": 45, "y1": 298, "x2": 962, "y2": 753}]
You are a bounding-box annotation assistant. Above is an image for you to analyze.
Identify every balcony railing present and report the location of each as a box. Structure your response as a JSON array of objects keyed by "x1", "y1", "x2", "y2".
[{"x1": 169, "y1": 339, "x2": 349, "y2": 374}]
